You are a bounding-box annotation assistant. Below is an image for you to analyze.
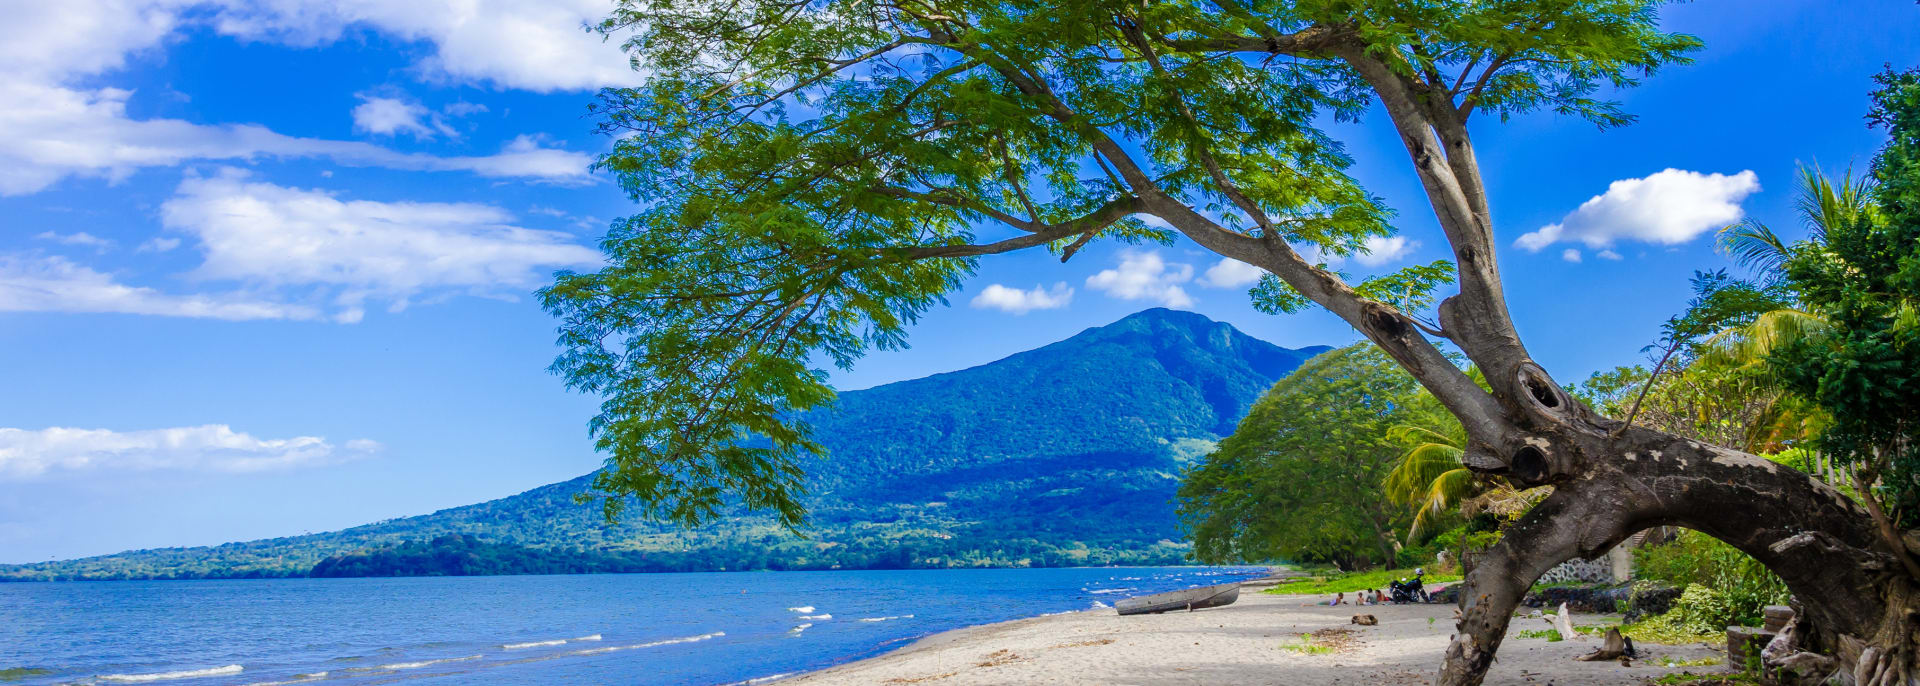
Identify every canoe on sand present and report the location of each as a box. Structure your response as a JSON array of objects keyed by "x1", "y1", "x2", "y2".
[{"x1": 1114, "y1": 583, "x2": 1242, "y2": 616}]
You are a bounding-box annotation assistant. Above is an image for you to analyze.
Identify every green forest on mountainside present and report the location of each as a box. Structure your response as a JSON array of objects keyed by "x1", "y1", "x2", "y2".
[{"x1": 1, "y1": 309, "x2": 1326, "y2": 581}]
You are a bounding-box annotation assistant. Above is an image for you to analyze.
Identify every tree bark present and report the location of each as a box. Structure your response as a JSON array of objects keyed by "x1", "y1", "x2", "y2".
[{"x1": 1437, "y1": 416, "x2": 1899, "y2": 685}]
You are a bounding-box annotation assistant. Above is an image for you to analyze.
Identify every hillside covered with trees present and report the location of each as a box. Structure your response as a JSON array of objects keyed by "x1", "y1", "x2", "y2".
[{"x1": 0, "y1": 309, "x2": 1325, "y2": 581}]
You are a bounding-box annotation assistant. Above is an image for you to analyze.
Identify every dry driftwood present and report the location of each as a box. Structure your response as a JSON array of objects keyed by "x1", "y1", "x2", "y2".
[
  {"x1": 1574, "y1": 628, "x2": 1630, "y2": 662},
  {"x1": 1553, "y1": 603, "x2": 1579, "y2": 642}
]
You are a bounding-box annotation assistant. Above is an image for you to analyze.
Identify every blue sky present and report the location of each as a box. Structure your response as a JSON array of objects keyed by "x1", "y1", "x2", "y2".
[{"x1": 0, "y1": 1, "x2": 1915, "y2": 563}]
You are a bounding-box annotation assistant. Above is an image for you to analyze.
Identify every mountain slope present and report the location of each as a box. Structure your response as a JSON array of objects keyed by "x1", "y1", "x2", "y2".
[{"x1": 0, "y1": 309, "x2": 1328, "y2": 580}]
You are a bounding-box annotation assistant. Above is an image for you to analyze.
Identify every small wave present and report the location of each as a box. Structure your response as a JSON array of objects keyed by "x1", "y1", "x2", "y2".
[
  {"x1": 503, "y1": 639, "x2": 567, "y2": 650},
  {"x1": 572, "y1": 634, "x2": 602, "y2": 642},
  {"x1": 720, "y1": 672, "x2": 796, "y2": 685},
  {"x1": 786, "y1": 606, "x2": 814, "y2": 613},
  {"x1": 1090, "y1": 601, "x2": 1110, "y2": 609},
  {"x1": 97, "y1": 665, "x2": 243, "y2": 682},
  {"x1": 789, "y1": 623, "x2": 812, "y2": 635},
  {"x1": 1087, "y1": 588, "x2": 1135, "y2": 595},
  {"x1": 567, "y1": 631, "x2": 725, "y2": 656},
  {"x1": 797, "y1": 614, "x2": 831, "y2": 621},
  {"x1": 376, "y1": 655, "x2": 481, "y2": 670},
  {"x1": 857, "y1": 614, "x2": 914, "y2": 623},
  {"x1": 238, "y1": 672, "x2": 328, "y2": 686}
]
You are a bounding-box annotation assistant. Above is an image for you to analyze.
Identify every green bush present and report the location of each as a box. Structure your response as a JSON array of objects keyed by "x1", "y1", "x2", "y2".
[
  {"x1": 1634, "y1": 530, "x2": 1787, "y2": 626},
  {"x1": 1668, "y1": 584, "x2": 1736, "y2": 635}
]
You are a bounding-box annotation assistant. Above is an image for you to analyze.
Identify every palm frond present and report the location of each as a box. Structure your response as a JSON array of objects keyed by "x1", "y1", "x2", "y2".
[
  {"x1": 1794, "y1": 164, "x2": 1875, "y2": 244},
  {"x1": 1701, "y1": 307, "x2": 1832, "y2": 366},
  {"x1": 1717, "y1": 219, "x2": 1791, "y2": 284}
]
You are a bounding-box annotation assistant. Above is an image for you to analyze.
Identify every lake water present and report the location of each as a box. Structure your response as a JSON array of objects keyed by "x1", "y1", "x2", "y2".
[{"x1": 2, "y1": 566, "x2": 1264, "y2": 685}]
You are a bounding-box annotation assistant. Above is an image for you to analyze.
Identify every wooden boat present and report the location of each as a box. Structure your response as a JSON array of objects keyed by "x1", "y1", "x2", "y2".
[{"x1": 1114, "y1": 583, "x2": 1242, "y2": 616}]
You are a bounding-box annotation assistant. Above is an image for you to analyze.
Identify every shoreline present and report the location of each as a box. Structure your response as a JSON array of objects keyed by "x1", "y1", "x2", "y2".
[{"x1": 783, "y1": 585, "x2": 1726, "y2": 685}]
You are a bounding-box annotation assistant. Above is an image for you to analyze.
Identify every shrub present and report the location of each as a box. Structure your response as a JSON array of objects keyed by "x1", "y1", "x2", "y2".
[
  {"x1": 1628, "y1": 583, "x2": 1739, "y2": 642},
  {"x1": 1634, "y1": 530, "x2": 1787, "y2": 626}
]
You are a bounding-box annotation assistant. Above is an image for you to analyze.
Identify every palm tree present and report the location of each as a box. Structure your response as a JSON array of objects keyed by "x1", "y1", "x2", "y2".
[
  {"x1": 1382, "y1": 420, "x2": 1475, "y2": 541},
  {"x1": 1705, "y1": 165, "x2": 1874, "y2": 365}
]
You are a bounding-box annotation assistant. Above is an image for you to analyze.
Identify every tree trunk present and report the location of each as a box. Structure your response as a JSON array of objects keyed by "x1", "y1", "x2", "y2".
[{"x1": 1436, "y1": 412, "x2": 1906, "y2": 686}]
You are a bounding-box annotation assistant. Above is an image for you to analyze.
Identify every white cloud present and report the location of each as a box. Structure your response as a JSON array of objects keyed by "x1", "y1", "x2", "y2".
[
  {"x1": 1597, "y1": 249, "x2": 1623, "y2": 261},
  {"x1": 970, "y1": 282, "x2": 1072, "y2": 314},
  {"x1": 1201, "y1": 258, "x2": 1264, "y2": 288},
  {"x1": 211, "y1": 0, "x2": 637, "y2": 92},
  {"x1": 1086, "y1": 250, "x2": 1195, "y2": 308},
  {"x1": 0, "y1": 425, "x2": 377, "y2": 479},
  {"x1": 1515, "y1": 169, "x2": 1761, "y2": 252},
  {"x1": 0, "y1": 254, "x2": 319, "y2": 320},
  {"x1": 1355, "y1": 235, "x2": 1417, "y2": 267},
  {"x1": 159, "y1": 169, "x2": 602, "y2": 321},
  {"x1": 0, "y1": 0, "x2": 188, "y2": 83},
  {"x1": 0, "y1": 1, "x2": 609, "y2": 197},
  {"x1": 1562, "y1": 248, "x2": 1583, "y2": 263},
  {"x1": 442, "y1": 102, "x2": 488, "y2": 117},
  {"x1": 5, "y1": 0, "x2": 633, "y2": 93},
  {"x1": 35, "y1": 231, "x2": 115, "y2": 250},
  {"x1": 0, "y1": 81, "x2": 593, "y2": 196},
  {"x1": 139, "y1": 237, "x2": 182, "y2": 252},
  {"x1": 352, "y1": 95, "x2": 451, "y2": 139}
]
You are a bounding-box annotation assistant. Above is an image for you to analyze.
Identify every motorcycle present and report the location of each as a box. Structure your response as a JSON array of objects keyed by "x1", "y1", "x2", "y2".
[{"x1": 1389, "y1": 569, "x2": 1431, "y2": 604}]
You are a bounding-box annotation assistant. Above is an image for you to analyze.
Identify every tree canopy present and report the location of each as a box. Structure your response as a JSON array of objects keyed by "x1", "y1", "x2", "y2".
[
  {"x1": 1178, "y1": 343, "x2": 1421, "y2": 569},
  {"x1": 540, "y1": 0, "x2": 1700, "y2": 529},
  {"x1": 1763, "y1": 69, "x2": 1920, "y2": 522}
]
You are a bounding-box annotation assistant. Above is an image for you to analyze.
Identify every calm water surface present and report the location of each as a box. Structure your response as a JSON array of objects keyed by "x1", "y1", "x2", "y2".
[{"x1": 2, "y1": 566, "x2": 1263, "y2": 685}]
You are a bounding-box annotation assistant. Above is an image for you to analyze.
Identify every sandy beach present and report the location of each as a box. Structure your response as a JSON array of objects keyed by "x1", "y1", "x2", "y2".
[{"x1": 786, "y1": 589, "x2": 1725, "y2": 685}]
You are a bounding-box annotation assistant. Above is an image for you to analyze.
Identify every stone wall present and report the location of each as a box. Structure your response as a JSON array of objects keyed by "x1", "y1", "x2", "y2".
[{"x1": 1538, "y1": 556, "x2": 1617, "y2": 585}]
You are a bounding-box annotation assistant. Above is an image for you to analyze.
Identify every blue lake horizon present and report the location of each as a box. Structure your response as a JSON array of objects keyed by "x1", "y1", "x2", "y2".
[{"x1": 3, "y1": 566, "x2": 1267, "y2": 685}]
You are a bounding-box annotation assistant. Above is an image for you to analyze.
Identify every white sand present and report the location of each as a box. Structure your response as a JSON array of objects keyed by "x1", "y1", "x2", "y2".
[{"x1": 786, "y1": 590, "x2": 1725, "y2": 685}]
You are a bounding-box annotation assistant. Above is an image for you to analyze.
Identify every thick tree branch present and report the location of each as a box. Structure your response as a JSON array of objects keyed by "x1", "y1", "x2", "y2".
[
  {"x1": 1141, "y1": 194, "x2": 1512, "y2": 448},
  {"x1": 1160, "y1": 22, "x2": 1354, "y2": 57},
  {"x1": 1333, "y1": 47, "x2": 1531, "y2": 400},
  {"x1": 894, "y1": 194, "x2": 1146, "y2": 259}
]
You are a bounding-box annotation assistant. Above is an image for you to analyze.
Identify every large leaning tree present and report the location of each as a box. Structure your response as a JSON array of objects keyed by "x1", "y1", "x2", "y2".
[{"x1": 540, "y1": 0, "x2": 1910, "y2": 682}]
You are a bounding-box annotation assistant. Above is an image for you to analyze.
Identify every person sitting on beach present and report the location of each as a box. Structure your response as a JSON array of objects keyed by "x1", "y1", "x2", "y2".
[
  {"x1": 1354, "y1": 592, "x2": 1370, "y2": 606},
  {"x1": 1329, "y1": 592, "x2": 1345, "y2": 606},
  {"x1": 1373, "y1": 589, "x2": 1386, "y2": 605}
]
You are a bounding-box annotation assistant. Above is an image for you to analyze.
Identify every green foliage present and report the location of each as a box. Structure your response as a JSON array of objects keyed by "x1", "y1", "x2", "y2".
[
  {"x1": 1764, "y1": 68, "x2": 1920, "y2": 522},
  {"x1": 1381, "y1": 403, "x2": 1475, "y2": 540},
  {"x1": 1634, "y1": 531, "x2": 1788, "y2": 628},
  {"x1": 1262, "y1": 566, "x2": 1458, "y2": 595},
  {"x1": 1654, "y1": 656, "x2": 1724, "y2": 668},
  {"x1": 548, "y1": 0, "x2": 1703, "y2": 529},
  {"x1": 1514, "y1": 629, "x2": 1563, "y2": 641},
  {"x1": 309, "y1": 534, "x2": 654, "y2": 577},
  {"x1": 1180, "y1": 344, "x2": 1426, "y2": 568},
  {"x1": 1651, "y1": 671, "x2": 1758, "y2": 685},
  {"x1": 1628, "y1": 583, "x2": 1743, "y2": 641}
]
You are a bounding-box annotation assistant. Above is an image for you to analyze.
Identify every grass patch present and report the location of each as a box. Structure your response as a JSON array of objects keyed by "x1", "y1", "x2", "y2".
[
  {"x1": 1278, "y1": 634, "x2": 1337, "y2": 655},
  {"x1": 1515, "y1": 629, "x2": 1564, "y2": 642},
  {"x1": 1563, "y1": 620, "x2": 1716, "y2": 646},
  {"x1": 1262, "y1": 567, "x2": 1461, "y2": 595},
  {"x1": 1278, "y1": 628, "x2": 1360, "y2": 655},
  {"x1": 1649, "y1": 671, "x2": 1758, "y2": 685},
  {"x1": 1619, "y1": 620, "x2": 1721, "y2": 645},
  {"x1": 1653, "y1": 656, "x2": 1723, "y2": 668}
]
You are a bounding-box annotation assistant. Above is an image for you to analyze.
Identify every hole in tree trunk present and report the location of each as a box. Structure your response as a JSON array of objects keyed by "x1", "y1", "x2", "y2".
[
  {"x1": 1520, "y1": 368, "x2": 1560, "y2": 409},
  {"x1": 1512, "y1": 446, "x2": 1549, "y2": 484},
  {"x1": 1366, "y1": 309, "x2": 1406, "y2": 339}
]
